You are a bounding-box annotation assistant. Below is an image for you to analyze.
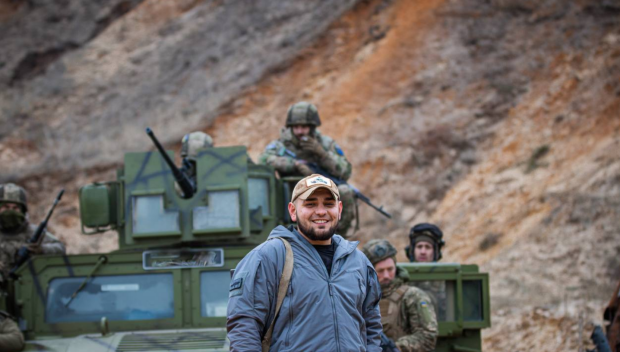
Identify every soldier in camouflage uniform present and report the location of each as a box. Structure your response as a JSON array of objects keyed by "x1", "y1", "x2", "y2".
[
  {"x1": 180, "y1": 131, "x2": 214, "y2": 180},
  {"x1": 0, "y1": 309, "x2": 24, "y2": 352},
  {"x1": 362, "y1": 239, "x2": 438, "y2": 352},
  {"x1": 258, "y1": 102, "x2": 356, "y2": 236},
  {"x1": 405, "y1": 223, "x2": 447, "y2": 320},
  {"x1": 0, "y1": 183, "x2": 65, "y2": 281}
]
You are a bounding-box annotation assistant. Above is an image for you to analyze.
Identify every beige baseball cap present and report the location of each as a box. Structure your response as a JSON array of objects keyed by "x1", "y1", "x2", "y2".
[{"x1": 291, "y1": 174, "x2": 340, "y2": 203}]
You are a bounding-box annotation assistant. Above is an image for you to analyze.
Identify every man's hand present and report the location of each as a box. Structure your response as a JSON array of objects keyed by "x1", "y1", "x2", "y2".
[
  {"x1": 26, "y1": 243, "x2": 43, "y2": 255},
  {"x1": 295, "y1": 160, "x2": 313, "y2": 176},
  {"x1": 299, "y1": 136, "x2": 327, "y2": 158},
  {"x1": 380, "y1": 332, "x2": 401, "y2": 352}
]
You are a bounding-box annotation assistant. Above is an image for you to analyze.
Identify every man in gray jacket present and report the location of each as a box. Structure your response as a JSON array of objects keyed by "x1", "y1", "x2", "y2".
[{"x1": 227, "y1": 174, "x2": 383, "y2": 352}]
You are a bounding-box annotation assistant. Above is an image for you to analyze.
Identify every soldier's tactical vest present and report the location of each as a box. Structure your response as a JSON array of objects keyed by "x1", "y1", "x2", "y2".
[{"x1": 380, "y1": 284, "x2": 409, "y2": 340}]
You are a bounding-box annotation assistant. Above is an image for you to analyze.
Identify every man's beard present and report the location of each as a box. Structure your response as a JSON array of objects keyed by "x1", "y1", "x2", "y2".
[{"x1": 297, "y1": 212, "x2": 338, "y2": 241}]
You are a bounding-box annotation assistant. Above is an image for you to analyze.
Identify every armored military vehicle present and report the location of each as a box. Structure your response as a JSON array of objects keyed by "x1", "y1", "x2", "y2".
[{"x1": 4, "y1": 131, "x2": 490, "y2": 351}]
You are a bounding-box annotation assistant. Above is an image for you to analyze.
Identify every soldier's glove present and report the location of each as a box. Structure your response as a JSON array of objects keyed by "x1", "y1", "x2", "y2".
[
  {"x1": 299, "y1": 137, "x2": 327, "y2": 159},
  {"x1": 295, "y1": 160, "x2": 314, "y2": 176},
  {"x1": 26, "y1": 243, "x2": 43, "y2": 255}
]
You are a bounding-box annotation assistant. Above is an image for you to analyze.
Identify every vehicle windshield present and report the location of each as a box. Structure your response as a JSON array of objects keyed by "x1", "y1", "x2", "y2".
[
  {"x1": 46, "y1": 273, "x2": 174, "y2": 323},
  {"x1": 46, "y1": 271, "x2": 233, "y2": 323}
]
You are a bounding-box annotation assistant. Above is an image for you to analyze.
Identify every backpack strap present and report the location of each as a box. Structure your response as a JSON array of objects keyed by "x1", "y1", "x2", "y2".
[{"x1": 262, "y1": 237, "x2": 294, "y2": 352}]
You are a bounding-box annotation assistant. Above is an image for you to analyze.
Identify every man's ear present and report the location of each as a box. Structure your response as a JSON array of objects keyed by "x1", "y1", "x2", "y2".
[
  {"x1": 338, "y1": 200, "x2": 343, "y2": 220},
  {"x1": 288, "y1": 202, "x2": 297, "y2": 222}
]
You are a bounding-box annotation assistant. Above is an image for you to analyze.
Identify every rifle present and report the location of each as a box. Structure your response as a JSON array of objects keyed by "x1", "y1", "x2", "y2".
[
  {"x1": 280, "y1": 147, "x2": 392, "y2": 218},
  {"x1": 9, "y1": 189, "x2": 64, "y2": 278},
  {"x1": 587, "y1": 325, "x2": 611, "y2": 352},
  {"x1": 146, "y1": 128, "x2": 196, "y2": 199},
  {"x1": 379, "y1": 332, "x2": 400, "y2": 352}
]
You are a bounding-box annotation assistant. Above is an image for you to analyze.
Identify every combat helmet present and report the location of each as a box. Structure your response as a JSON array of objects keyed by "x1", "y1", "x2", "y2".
[
  {"x1": 0, "y1": 183, "x2": 27, "y2": 213},
  {"x1": 362, "y1": 239, "x2": 398, "y2": 265},
  {"x1": 285, "y1": 102, "x2": 321, "y2": 127},
  {"x1": 406, "y1": 223, "x2": 445, "y2": 262},
  {"x1": 181, "y1": 132, "x2": 214, "y2": 160}
]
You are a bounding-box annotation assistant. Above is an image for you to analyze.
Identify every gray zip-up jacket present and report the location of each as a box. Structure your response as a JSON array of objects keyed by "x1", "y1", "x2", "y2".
[{"x1": 227, "y1": 226, "x2": 382, "y2": 352}]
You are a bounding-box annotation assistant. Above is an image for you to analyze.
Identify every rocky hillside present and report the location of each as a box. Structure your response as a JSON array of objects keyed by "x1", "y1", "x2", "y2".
[{"x1": 1, "y1": 0, "x2": 619, "y2": 350}]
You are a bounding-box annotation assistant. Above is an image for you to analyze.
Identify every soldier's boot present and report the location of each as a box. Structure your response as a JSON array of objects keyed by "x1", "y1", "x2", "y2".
[{"x1": 337, "y1": 184, "x2": 356, "y2": 238}]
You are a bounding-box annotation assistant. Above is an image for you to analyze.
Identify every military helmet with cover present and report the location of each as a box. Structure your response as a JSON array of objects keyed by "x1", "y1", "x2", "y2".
[
  {"x1": 0, "y1": 183, "x2": 27, "y2": 213},
  {"x1": 406, "y1": 223, "x2": 445, "y2": 262},
  {"x1": 285, "y1": 102, "x2": 321, "y2": 127},
  {"x1": 362, "y1": 239, "x2": 398, "y2": 265},
  {"x1": 181, "y1": 132, "x2": 213, "y2": 160}
]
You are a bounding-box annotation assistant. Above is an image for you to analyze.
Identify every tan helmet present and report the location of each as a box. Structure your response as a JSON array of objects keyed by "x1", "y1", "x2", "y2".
[
  {"x1": 285, "y1": 102, "x2": 321, "y2": 127},
  {"x1": 362, "y1": 239, "x2": 398, "y2": 265},
  {"x1": 0, "y1": 183, "x2": 28, "y2": 213},
  {"x1": 181, "y1": 132, "x2": 214, "y2": 159}
]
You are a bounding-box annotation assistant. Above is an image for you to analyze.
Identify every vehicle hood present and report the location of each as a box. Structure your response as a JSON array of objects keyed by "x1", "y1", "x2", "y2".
[{"x1": 24, "y1": 327, "x2": 229, "y2": 352}]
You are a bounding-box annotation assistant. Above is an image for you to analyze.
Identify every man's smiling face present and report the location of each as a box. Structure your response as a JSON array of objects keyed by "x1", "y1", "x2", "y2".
[{"x1": 289, "y1": 188, "x2": 342, "y2": 243}]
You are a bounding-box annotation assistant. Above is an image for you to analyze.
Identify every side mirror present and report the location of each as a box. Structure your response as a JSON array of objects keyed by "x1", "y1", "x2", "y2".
[{"x1": 79, "y1": 183, "x2": 117, "y2": 234}]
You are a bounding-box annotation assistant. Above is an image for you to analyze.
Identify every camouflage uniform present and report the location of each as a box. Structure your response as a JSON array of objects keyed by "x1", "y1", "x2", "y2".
[
  {"x1": 0, "y1": 223, "x2": 65, "y2": 279},
  {"x1": 0, "y1": 184, "x2": 66, "y2": 280},
  {"x1": 0, "y1": 311, "x2": 24, "y2": 352},
  {"x1": 177, "y1": 131, "x2": 214, "y2": 194},
  {"x1": 382, "y1": 267, "x2": 438, "y2": 352},
  {"x1": 362, "y1": 239, "x2": 438, "y2": 352},
  {"x1": 258, "y1": 102, "x2": 355, "y2": 236},
  {"x1": 406, "y1": 223, "x2": 447, "y2": 320}
]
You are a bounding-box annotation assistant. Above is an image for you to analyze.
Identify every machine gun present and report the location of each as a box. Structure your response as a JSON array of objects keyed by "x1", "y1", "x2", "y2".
[
  {"x1": 146, "y1": 128, "x2": 196, "y2": 199},
  {"x1": 280, "y1": 147, "x2": 392, "y2": 218},
  {"x1": 379, "y1": 332, "x2": 400, "y2": 352},
  {"x1": 10, "y1": 189, "x2": 64, "y2": 278}
]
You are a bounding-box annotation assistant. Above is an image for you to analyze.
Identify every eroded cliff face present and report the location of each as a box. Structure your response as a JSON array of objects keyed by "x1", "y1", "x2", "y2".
[
  {"x1": 0, "y1": 0, "x2": 361, "y2": 177},
  {"x1": 1, "y1": 0, "x2": 619, "y2": 350}
]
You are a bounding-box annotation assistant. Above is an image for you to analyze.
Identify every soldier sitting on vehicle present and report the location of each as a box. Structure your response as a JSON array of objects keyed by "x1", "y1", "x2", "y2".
[
  {"x1": 363, "y1": 239, "x2": 438, "y2": 352},
  {"x1": 258, "y1": 102, "x2": 356, "y2": 236},
  {"x1": 0, "y1": 183, "x2": 65, "y2": 281},
  {"x1": 179, "y1": 131, "x2": 214, "y2": 182}
]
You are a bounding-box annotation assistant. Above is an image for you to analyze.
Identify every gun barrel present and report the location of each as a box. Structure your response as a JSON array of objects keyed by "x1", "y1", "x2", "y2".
[{"x1": 145, "y1": 128, "x2": 195, "y2": 198}]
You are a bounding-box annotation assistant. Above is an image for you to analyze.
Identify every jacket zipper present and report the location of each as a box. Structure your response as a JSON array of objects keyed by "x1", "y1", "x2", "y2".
[
  {"x1": 315, "y1": 243, "x2": 341, "y2": 352},
  {"x1": 328, "y1": 280, "x2": 341, "y2": 352},
  {"x1": 286, "y1": 283, "x2": 293, "y2": 347}
]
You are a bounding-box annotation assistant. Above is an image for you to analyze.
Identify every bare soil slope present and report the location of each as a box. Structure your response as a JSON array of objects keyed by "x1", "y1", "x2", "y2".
[{"x1": 1, "y1": 0, "x2": 619, "y2": 350}]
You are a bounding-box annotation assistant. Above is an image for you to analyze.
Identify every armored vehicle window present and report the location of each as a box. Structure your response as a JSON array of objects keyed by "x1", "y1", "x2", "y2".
[
  {"x1": 45, "y1": 273, "x2": 174, "y2": 323},
  {"x1": 193, "y1": 190, "x2": 240, "y2": 230},
  {"x1": 463, "y1": 280, "x2": 483, "y2": 322},
  {"x1": 132, "y1": 195, "x2": 180, "y2": 234},
  {"x1": 200, "y1": 271, "x2": 231, "y2": 317},
  {"x1": 248, "y1": 178, "x2": 270, "y2": 216}
]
